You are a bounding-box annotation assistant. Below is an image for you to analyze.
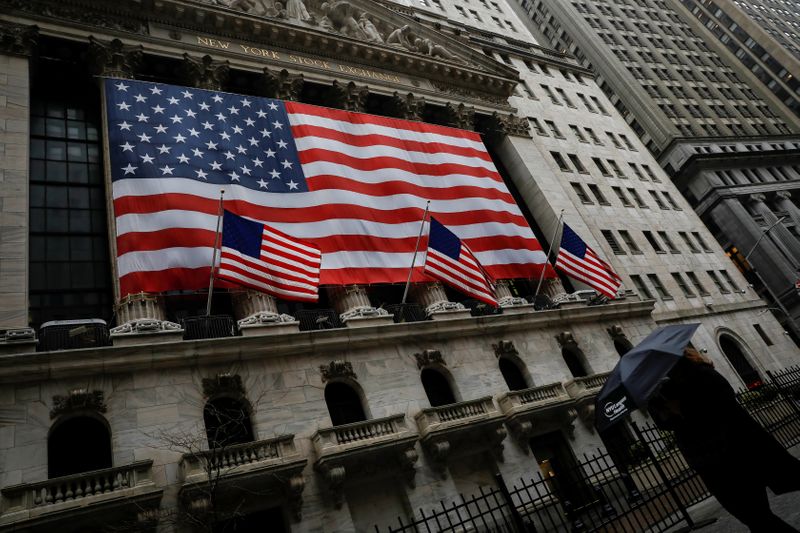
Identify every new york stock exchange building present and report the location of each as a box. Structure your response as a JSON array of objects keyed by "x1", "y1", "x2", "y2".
[{"x1": 0, "y1": 0, "x2": 798, "y2": 531}]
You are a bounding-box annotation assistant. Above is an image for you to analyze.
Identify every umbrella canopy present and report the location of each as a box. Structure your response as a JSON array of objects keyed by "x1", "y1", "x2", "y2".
[{"x1": 595, "y1": 323, "x2": 700, "y2": 432}]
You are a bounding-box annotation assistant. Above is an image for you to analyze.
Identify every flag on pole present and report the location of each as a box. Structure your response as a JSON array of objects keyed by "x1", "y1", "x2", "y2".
[
  {"x1": 555, "y1": 223, "x2": 622, "y2": 299},
  {"x1": 424, "y1": 217, "x2": 498, "y2": 306},
  {"x1": 103, "y1": 78, "x2": 553, "y2": 298},
  {"x1": 218, "y1": 210, "x2": 321, "y2": 302}
]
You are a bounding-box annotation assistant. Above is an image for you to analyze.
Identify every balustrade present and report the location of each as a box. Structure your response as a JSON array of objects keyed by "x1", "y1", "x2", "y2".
[
  {"x1": 313, "y1": 414, "x2": 412, "y2": 455},
  {"x1": 182, "y1": 435, "x2": 298, "y2": 481}
]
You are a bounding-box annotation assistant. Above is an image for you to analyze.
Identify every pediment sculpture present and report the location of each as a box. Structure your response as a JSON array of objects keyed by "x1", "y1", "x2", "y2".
[{"x1": 197, "y1": 0, "x2": 467, "y2": 64}]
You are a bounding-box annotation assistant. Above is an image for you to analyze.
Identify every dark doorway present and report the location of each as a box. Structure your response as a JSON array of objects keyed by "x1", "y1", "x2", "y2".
[
  {"x1": 204, "y1": 397, "x2": 255, "y2": 449},
  {"x1": 719, "y1": 335, "x2": 760, "y2": 385},
  {"x1": 499, "y1": 358, "x2": 528, "y2": 391},
  {"x1": 529, "y1": 431, "x2": 592, "y2": 508},
  {"x1": 213, "y1": 506, "x2": 289, "y2": 533},
  {"x1": 421, "y1": 368, "x2": 457, "y2": 407},
  {"x1": 325, "y1": 382, "x2": 367, "y2": 426},
  {"x1": 562, "y1": 347, "x2": 588, "y2": 378},
  {"x1": 48, "y1": 415, "x2": 112, "y2": 478}
]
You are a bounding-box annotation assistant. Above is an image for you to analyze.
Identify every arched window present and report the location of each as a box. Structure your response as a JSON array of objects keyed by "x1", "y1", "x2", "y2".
[
  {"x1": 48, "y1": 415, "x2": 112, "y2": 479},
  {"x1": 562, "y1": 347, "x2": 589, "y2": 378},
  {"x1": 421, "y1": 368, "x2": 457, "y2": 407},
  {"x1": 204, "y1": 396, "x2": 255, "y2": 449},
  {"x1": 614, "y1": 338, "x2": 633, "y2": 358},
  {"x1": 499, "y1": 357, "x2": 529, "y2": 391},
  {"x1": 325, "y1": 382, "x2": 367, "y2": 426},
  {"x1": 719, "y1": 334, "x2": 760, "y2": 385}
]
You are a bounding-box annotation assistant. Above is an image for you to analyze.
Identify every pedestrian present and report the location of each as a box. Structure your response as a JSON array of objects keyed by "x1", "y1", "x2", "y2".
[{"x1": 648, "y1": 348, "x2": 800, "y2": 532}]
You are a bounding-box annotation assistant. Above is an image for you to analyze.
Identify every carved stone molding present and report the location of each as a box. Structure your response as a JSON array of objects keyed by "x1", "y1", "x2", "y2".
[
  {"x1": 182, "y1": 53, "x2": 230, "y2": 91},
  {"x1": 201, "y1": 373, "x2": 245, "y2": 398},
  {"x1": 88, "y1": 36, "x2": 142, "y2": 79},
  {"x1": 328, "y1": 80, "x2": 369, "y2": 112},
  {"x1": 414, "y1": 349, "x2": 445, "y2": 369},
  {"x1": 442, "y1": 102, "x2": 475, "y2": 131},
  {"x1": 555, "y1": 331, "x2": 577, "y2": 348},
  {"x1": 477, "y1": 112, "x2": 531, "y2": 141},
  {"x1": 286, "y1": 473, "x2": 306, "y2": 521},
  {"x1": 319, "y1": 464, "x2": 346, "y2": 508},
  {"x1": 261, "y1": 68, "x2": 304, "y2": 101},
  {"x1": 0, "y1": 21, "x2": 37, "y2": 57},
  {"x1": 51, "y1": 389, "x2": 106, "y2": 419},
  {"x1": 492, "y1": 340, "x2": 518, "y2": 359},
  {"x1": 388, "y1": 91, "x2": 424, "y2": 121},
  {"x1": 319, "y1": 360, "x2": 357, "y2": 382},
  {"x1": 748, "y1": 192, "x2": 767, "y2": 204},
  {"x1": 430, "y1": 81, "x2": 509, "y2": 107},
  {"x1": 776, "y1": 190, "x2": 793, "y2": 201}
]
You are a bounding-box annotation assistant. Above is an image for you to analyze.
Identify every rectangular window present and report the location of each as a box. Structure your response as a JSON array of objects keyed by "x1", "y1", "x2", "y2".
[
  {"x1": 753, "y1": 324, "x2": 773, "y2": 346},
  {"x1": 529, "y1": 117, "x2": 547, "y2": 136},
  {"x1": 612, "y1": 186, "x2": 633, "y2": 207},
  {"x1": 588, "y1": 184, "x2": 610, "y2": 205},
  {"x1": 606, "y1": 131, "x2": 623, "y2": 148},
  {"x1": 555, "y1": 88, "x2": 576, "y2": 108},
  {"x1": 620, "y1": 134, "x2": 636, "y2": 150},
  {"x1": 647, "y1": 273, "x2": 672, "y2": 300},
  {"x1": 693, "y1": 231, "x2": 713, "y2": 252},
  {"x1": 542, "y1": 85, "x2": 560, "y2": 105},
  {"x1": 649, "y1": 190, "x2": 669, "y2": 209},
  {"x1": 671, "y1": 272, "x2": 695, "y2": 297},
  {"x1": 585, "y1": 127, "x2": 602, "y2": 145},
  {"x1": 568, "y1": 154, "x2": 588, "y2": 173},
  {"x1": 662, "y1": 191, "x2": 681, "y2": 210},
  {"x1": 707, "y1": 270, "x2": 730, "y2": 294},
  {"x1": 658, "y1": 231, "x2": 679, "y2": 253},
  {"x1": 628, "y1": 188, "x2": 648, "y2": 208},
  {"x1": 643, "y1": 231, "x2": 665, "y2": 253},
  {"x1": 642, "y1": 164, "x2": 660, "y2": 182},
  {"x1": 630, "y1": 274, "x2": 654, "y2": 299},
  {"x1": 618, "y1": 230, "x2": 641, "y2": 253},
  {"x1": 593, "y1": 158, "x2": 611, "y2": 176},
  {"x1": 608, "y1": 160, "x2": 627, "y2": 178},
  {"x1": 720, "y1": 270, "x2": 740, "y2": 292},
  {"x1": 679, "y1": 231, "x2": 700, "y2": 252},
  {"x1": 577, "y1": 93, "x2": 595, "y2": 112},
  {"x1": 570, "y1": 125, "x2": 588, "y2": 143},
  {"x1": 686, "y1": 271, "x2": 710, "y2": 296},
  {"x1": 591, "y1": 95, "x2": 610, "y2": 114},
  {"x1": 629, "y1": 163, "x2": 646, "y2": 181},
  {"x1": 602, "y1": 230, "x2": 626, "y2": 254},
  {"x1": 550, "y1": 151, "x2": 570, "y2": 171},
  {"x1": 571, "y1": 182, "x2": 592, "y2": 204},
  {"x1": 545, "y1": 120, "x2": 563, "y2": 138}
]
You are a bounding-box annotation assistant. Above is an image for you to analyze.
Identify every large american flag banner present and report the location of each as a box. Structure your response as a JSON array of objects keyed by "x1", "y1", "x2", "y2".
[
  {"x1": 555, "y1": 223, "x2": 622, "y2": 299},
  {"x1": 104, "y1": 78, "x2": 551, "y2": 298}
]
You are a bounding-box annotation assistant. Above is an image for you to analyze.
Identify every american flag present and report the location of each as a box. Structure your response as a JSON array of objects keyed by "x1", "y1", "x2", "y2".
[
  {"x1": 555, "y1": 223, "x2": 622, "y2": 299},
  {"x1": 104, "y1": 78, "x2": 551, "y2": 298},
  {"x1": 424, "y1": 217, "x2": 497, "y2": 307},
  {"x1": 218, "y1": 210, "x2": 321, "y2": 302}
]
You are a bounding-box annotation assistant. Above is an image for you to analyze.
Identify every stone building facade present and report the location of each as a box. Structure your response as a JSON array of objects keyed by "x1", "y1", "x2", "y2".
[
  {"x1": 0, "y1": 0, "x2": 797, "y2": 531},
  {"x1": 512, "y1": 0, "x2": 800, "y2": 337}
]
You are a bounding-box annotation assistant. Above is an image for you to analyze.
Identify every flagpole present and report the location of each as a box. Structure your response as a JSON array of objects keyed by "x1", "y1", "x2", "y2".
[
  {"x1": 401, "y1": 200, "x2": 431, "y2": 305},
  {"x1": 206, "y1": 190, "x2": 225, "y2": 316},
  {"x1": 533, "y1": 208, "x2": 564, "y2": 301}
]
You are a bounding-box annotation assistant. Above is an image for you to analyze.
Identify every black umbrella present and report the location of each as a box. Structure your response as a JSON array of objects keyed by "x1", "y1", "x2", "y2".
[{"x1": 595, "y1": 323, "x2": 700, "y2": 432}]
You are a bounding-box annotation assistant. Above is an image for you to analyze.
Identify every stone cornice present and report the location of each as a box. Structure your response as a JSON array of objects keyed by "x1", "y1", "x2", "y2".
[{"x1": 0, "y1": 300, "x2": 655, "y2": 384}]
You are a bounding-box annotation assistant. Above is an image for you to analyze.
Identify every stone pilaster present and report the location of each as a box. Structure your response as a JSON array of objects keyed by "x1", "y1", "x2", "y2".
[
  {"x1": 87, "y1": 37, "x2": 142, "y2": 79},
  {"x1": 747, "y1": 193, "x2": 800, "y2": 265},
  {"x1": 409, "y1": 282, "x2": 471, "y2": 320},
  {"x1": 181, "y1": 53, "x2": 230, "y2": 91},
  {"x1": 326, "y1": 286, "x2": 391, "y2": 327},
  {"x1": 261, "y1": 68, "x2": 304, "y2": 101},
  {"x1": 231, "y1": 290, "x2": 299, "y2": 336}
]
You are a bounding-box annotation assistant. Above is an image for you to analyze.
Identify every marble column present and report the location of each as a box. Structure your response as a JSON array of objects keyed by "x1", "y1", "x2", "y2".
[
  {"x1": 747, "y1": 193, "x2": 800, "y2": 266},
  {"x1": 326, "y1": 286, "x2": 391, "y2": 327},
  {"x1": 232, "y1": 290, "x2": 299, "y2": 335},
  {"x1": 409, "y1": 282, "x2": 471, "y2": 320},
  {"x1": 774, "y1": 191, "x2": 800, "y2": 233},
  {"x1": 494, "y1": 280, "x2": 533, "y2": 314}
]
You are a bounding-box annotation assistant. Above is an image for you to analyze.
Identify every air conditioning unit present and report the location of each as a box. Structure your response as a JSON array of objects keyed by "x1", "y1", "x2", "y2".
[{"x1": 38, "y1": 319, "x2": 112, "y2": 352}]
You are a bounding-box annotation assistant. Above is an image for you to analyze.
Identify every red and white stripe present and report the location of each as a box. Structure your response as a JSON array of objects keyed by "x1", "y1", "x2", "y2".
[
  {"x1": 555, "y1": 247, "x2": 622, "y2": 299},
  {"x1": 424, "y1": 246, "x2": 497, "y2": 307},
  {"x1": 218, "y1": 224, "x2": 321, "y2": 302},
  {"x1": 112, "y1": 98, "x2": 552, "y2": 297}
]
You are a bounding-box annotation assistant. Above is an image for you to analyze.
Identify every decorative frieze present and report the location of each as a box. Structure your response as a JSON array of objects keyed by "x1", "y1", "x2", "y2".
[
  {"x1": 261, "y1": 67, "x2": 304, "y2": 101},
  {"x1": 388, "y1": 91, "x2": 424, "y2": 121},
  {"x1": 0, "y1": 21, "x2": 37, "y2": 57},
  {"x1": 88, "y1": 36, "x2": 142, "y2": 79},
  {"x1": 442, "y1": 102, "x2": 475, "y2": 131},
  {"x1": 319, "y1": 360, "x2": 357, "y2": 383},
  {"x1": 181, "y1": 53, "x2": 230, "y2": 91},
  {"x1": 477, "y1": 112, "x2": 532, "y2": 141},
  {"x1": 414, "y1": 349, "x2": 446, "y2": 369},
  {"x1": 50, "y1": 390, "x2": 106, "y2": 419},
  {"x1": 328, "y1": 80, "x2": 369, "y2": 112}
]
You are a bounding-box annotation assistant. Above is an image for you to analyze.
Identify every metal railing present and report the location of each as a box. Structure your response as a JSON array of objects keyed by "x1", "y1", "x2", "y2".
[
  {"x1": 181, "y1": 315, "x2": 238, "y2": 340},
  {"x1": 294, "y1": 308, "x2": 344, "y2": 331},
  {"x1": 37, "y1": 319, "x2": 111, "y2": 352},
  {"x1": 461, "y1": 299, "x2": 504, "y2": 317},
  {"x1": 384, "y1": 303, "x2": 428, "y2": 324}
]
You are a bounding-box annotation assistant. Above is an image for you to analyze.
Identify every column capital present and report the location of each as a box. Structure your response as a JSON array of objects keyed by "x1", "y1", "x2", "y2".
[
  {"x1": 88, "y1": 36, "x2": 142, "y2": 79},
  {"x1": 476, "y1": 112, "x2": 532, "y2": 142},
  {"x1": 0, "y1": 21, "x2": 37, "y2": 57},
  {"x1": 260, "y1": 68, "x2": 304, "y2": 101},
  {"x1": 748, "y1": 192, "x2": 767, "y2": 204},
  {"x1": 327, "y1": 80, "x2": 369, "y2": 112},
  {"x1": 181, "y1": 53, "x2": 230, "y2": 91},
  {"x1": 388, "y1": 92, "x2": 425, "y2": 121},
  {"x1": 442, "y1": 102, "x2": 475, "y2": 131},
  {"x1": 775, "y1": 190, "x2": 793, "y2": 201}
]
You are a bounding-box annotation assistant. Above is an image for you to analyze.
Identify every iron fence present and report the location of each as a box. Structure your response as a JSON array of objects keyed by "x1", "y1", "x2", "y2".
[
  {"x1": 181, "y1": 315, "x2": 239, "y2": 340},
  {"x1": 384, "y1": 303, "x2": 429, "y2": 324},
  {"x1": 376, "y1": 367, "x2": 800, "y2": 533},
  {"x1": 294, "y1": 308, "x2": 344, "y2": 331}
]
